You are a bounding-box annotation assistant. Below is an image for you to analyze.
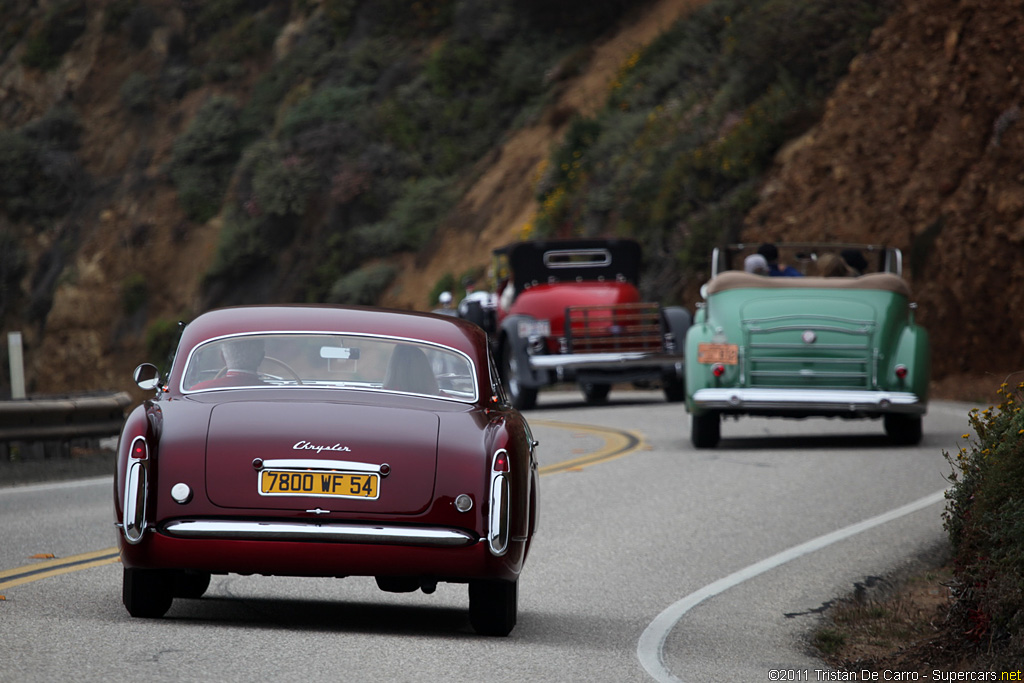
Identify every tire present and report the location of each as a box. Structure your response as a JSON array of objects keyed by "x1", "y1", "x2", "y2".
[
  {"x1": 662, "y1": 375, "x2": 686, "y2": 402},
  {"x1": 500, "y1": 343, "x2": 537, "y2": 410},
  {"x1": 173, "y1": 570, "x2": 211, "y2": 599},
  {"x1": 884, "y1": 414, "x2": 923, "y2": 445},
  {"x1": 690, "y1": 412, "x2": 721, "y2": 449},
  {"x1": 581, "y1": 382, "x2": 611, "y2": 404},
  {"x1": 469, "y1": 579, "x2": 518, "y2": 637},
  {"x1": 123, "y1": 568, "x2": 174, "y2": 618}
]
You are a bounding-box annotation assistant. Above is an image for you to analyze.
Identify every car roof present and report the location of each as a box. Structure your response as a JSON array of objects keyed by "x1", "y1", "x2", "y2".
[
  {"x1": 177, "y1": 305, "x2": 487, "y2": 358},
  {"x1": 494, "y1": 238, "x2": 642, "y2": 289}
]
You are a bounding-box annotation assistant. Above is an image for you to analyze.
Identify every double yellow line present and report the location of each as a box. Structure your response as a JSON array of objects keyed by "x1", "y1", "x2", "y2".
[
  {"x1": 0, "y1": 420, "x2": 645, "y2": 595},
  {"x1": 532, "y1": 419, "x2": 646, "y2": 476},
  {"x1": 0, "y1": 548, "x2": 120, "y2": 595}
]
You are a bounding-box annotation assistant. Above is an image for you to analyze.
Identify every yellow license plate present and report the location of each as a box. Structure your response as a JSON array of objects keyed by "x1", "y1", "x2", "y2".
[
  {"x1": 259, "y1": 469, "x2": 379, "y2": 499},
  {"x1": 697, "y1": 342, "x2": 739, "y2": 365}
]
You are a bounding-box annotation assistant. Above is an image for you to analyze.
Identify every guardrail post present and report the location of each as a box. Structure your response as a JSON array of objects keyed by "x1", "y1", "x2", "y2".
[{"x1": 8, "y1": 332, "x2": 25, "y2": 400}]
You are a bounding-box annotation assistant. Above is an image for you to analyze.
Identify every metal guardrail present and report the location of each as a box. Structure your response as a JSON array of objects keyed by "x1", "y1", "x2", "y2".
[{"x1": 0, "y1": 392, "x2": 132, "y2": 442}]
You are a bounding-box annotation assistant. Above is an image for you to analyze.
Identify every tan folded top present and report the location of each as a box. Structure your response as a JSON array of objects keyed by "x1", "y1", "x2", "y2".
[{"x1": 706, "y1": 271, "x2": 911, "y2": 297}]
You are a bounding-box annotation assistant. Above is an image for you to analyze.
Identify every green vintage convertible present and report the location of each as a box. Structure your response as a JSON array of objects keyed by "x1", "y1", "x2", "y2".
[{"x1": 684, "y1": 244, "x2": 929, "y2": 448}]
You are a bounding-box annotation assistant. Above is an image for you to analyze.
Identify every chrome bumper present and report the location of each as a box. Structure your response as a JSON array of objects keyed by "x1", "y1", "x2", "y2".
[
  {"x1": 163, "y1": 520, "x2": 478, "y2": 548},
  {"x1": 528, "y1": 351, "x2": 682, "y2": 371},
  {"x1": 691, "y1": 388, "x2": 926, "y2": 414}
]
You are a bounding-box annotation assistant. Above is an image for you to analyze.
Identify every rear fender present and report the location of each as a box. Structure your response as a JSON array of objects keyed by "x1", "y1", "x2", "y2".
[{"x1": 889, "y1": 324, "x2": 930, "y2": 401}]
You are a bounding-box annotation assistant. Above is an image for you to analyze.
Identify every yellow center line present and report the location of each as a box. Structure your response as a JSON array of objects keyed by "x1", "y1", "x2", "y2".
[
  {"x1": 530, "y1": 418, "x2": 647, "y2": 475},
  {"x1": 1, "y1": 419, "x2": 643, "y2": 593},
  {"x1": 0, "y1": 549, "x2": 120, "y2": 593}
]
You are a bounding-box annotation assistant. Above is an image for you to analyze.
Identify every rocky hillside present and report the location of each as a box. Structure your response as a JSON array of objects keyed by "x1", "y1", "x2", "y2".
[
  {"x1": 0, "y1": 0, "x2": 1020, "y2": 400},
  {"x1": 743, "y1": 0, "x2": 1024, "y2": 395}
]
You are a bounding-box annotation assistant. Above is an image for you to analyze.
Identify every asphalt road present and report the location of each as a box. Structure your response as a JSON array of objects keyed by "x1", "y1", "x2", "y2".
[{"x1": 0, "y1": 390, "x2": 973, "y2": 682}]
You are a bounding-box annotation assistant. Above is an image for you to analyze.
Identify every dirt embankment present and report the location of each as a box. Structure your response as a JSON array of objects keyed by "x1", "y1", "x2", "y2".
[{"x1": 743, "y1": 0, "x2": 1024, "y2": 398}]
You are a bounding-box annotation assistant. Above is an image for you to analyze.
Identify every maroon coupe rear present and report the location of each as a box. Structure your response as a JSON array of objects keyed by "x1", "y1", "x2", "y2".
[{"x1": 114, "y1": 305, "x2": 539, "y2": 636}]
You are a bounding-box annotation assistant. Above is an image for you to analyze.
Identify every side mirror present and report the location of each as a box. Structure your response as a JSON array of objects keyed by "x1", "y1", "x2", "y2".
[{"x1": 134, "y1": 363, "x2": 161, "y2": 391}]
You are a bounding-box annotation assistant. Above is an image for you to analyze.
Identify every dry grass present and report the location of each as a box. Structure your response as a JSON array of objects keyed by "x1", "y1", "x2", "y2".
[{"x1": 813, "y1": 564, "x2": 1011, "y2": 674}]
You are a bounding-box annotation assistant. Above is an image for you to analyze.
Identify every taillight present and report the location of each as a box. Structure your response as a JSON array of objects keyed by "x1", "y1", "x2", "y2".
[
  {"x1": 492, "y1": 450, "x2": 510, "y2": 472},
  {"x1": 123, "y1": 436, "x2": 149, "y2": 544},
  {"x1": 131, "y1": 438, "x2": 148, "y2": 459},
  {"x1": 712, "y1": 363, "x2": 726, "y2": 378},
  {"x1": 488, "y1": 448, "x2": 510, "y2": 556},
  {"x1": 895, "y1": 364, "x2": 908, "y2": 380}
]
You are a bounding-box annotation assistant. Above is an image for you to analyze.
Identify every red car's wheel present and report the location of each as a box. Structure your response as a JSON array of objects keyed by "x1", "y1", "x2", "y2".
[
  {"x1": 500, "y1": 344, "x2": 537, "y2": 410},
  {"x1": 469, "y1": 578, "x2": 518, "y2": 636},
  {"x1": 123, "y1": 568, "x2": 173, "y2": 618},
  {"x1": 173, "y1": 570, "x2": 212, "y2": 599},
  {"x1": 581, "y1": 382, "x2": 610, "y2": 404}
]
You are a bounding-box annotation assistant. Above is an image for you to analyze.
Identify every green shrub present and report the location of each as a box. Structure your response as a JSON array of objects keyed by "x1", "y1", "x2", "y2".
[
  {"x1": 426, "y1": 39, "x2": 489, "y2": 97},
  {"x1": 239, "y1": 17, "x2": 334, "y2": 134},
  {"x1": 382, "y1": 176, "x2": 454, "y2": 251},
  {"x1": 205, "y1": 207, "x2": 290, "y2": 282},
  {"x1": 121, "y1": 273, "x2": 148, "y2": 315},
  {"x1": 327, "y1": 263, "x2": 397, "y2": 305},
  {"x1": 280, "y1": 85, "x2": 373, "y2": 138},
  {"x1": 0, "y1": 105, "x2": 86, "y2": 222},
  {"x1": 239, "y1": 140, "x2": 319, "y2": 218},
  {"x1": 943, "y1": 381, "x2": 1024, "y2": 647},
  {"x1": 120, "y1": 72, "x2": 155, "y2": 112},
  {"x1": 169, "y1": 96, "x2": 246, "y2": 222},
  {"x1": 0, "y1": 231, "x2": 27, "y2": 317},
  {"x1": 21, "y1": 1, "x2": 87, "y2": 70}
]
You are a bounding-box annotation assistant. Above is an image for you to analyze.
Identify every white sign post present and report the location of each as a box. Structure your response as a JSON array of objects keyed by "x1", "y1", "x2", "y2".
[{"x1": 8, "y1": 331, "x2": 25, "y2": 399}]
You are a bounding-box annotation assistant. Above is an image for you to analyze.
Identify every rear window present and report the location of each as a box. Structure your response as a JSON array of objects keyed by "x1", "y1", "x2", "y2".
[{"x1": 181, "y1": 333, "x2": 477, "y2": 402}]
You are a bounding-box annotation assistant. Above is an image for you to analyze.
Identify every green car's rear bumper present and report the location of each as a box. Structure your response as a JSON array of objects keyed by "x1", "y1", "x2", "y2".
[{"x1": 691, "y1": 387, "x2": 926, "y2": 416}]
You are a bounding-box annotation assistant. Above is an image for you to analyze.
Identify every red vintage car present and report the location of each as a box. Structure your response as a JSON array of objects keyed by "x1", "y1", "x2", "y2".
[
  {"x1": 115, "y1": 305, "x2": 539, "y2": 636},
  {"x1": 459, "y1": 238, "x2": 691, "y2": 409}
]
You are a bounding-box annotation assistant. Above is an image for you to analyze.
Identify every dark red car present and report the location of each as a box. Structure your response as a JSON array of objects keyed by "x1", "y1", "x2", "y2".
[{"x1": 115, "y1": 305, "x2": 539, "y2": 636}]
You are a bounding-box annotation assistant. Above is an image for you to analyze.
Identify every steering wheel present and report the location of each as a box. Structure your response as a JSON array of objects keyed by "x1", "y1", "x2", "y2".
[
  {"x1": 261, "y1": 356, "x2": 302, "y2": 384},
  {"x1": 212, "y1": 357, "x2": 302, "y2": 384}
]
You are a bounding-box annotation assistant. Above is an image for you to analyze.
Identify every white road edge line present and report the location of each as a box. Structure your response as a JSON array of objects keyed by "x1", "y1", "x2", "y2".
[
  {"x1": 0, "y1": 475, "x2": 113, "y2": 496},
  {"x1": 637, "y1": 487, "x2": 949, "y2": 683}
]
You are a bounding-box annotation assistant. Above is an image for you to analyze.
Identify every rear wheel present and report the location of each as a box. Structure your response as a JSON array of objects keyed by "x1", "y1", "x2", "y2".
[
  {"x1": 884, "y1": 414, "x2": 922, "y2": 445},
  {"x1": 469, "y1": 579, "x2": 518, "y2": 636},
  {"x1": 581, "y1": 382, "x2": 611, "y2": 404},
  {"x1": 690, "y1": 412, "x2": 721, "y2": 449},
  {"x1": 123, "y1": 568, "x2": 174, "y2": 618},
  {"x1": 500, "y1": 344, "x2": 537, "y2": 410},
  {"x1": 173, "y1": 570, "x2": 211, "y2": 599},
  {"x1": 662, "y1": 375, "x2": 685, "y2": 402}
]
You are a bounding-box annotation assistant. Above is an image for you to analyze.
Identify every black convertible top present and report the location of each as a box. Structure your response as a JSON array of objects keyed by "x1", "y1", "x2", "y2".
[{"x1": 494, "y1": 239, "x2": 642, "y2": 291}]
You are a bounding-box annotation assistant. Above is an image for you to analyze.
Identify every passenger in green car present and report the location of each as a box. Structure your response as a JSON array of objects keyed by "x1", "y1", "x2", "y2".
[
  {"x1": 743, "y1": 253, "x2": 770, "y2": 275},
  {"x1": 816, "y1": 253, "x2": 857, "y2": 277},
  {"x1": 840, "y1": 248, "x2": 869, "y2": 275},
  {"x1": 757, "y1": 243, "x2": 803, "y2": 277}
]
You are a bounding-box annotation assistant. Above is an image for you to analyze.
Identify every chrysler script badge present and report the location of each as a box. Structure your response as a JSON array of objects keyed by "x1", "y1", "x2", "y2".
[
  {"x1": 293, "y1": 440, "x2": 352, "y2": 453},
  {"x1": 802, "y1": 330, "x2": 817, "y2": 344}
]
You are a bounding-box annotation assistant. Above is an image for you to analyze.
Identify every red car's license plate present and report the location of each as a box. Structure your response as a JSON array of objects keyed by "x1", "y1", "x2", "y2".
[{"x1": 259, "y1": 469, "x2": 379, "y2": 499}]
